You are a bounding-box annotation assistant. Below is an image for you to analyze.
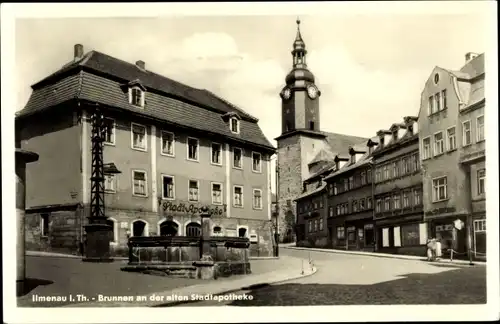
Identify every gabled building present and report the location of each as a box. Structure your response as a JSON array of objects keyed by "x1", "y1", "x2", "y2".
[
  {"x1": 16, "y1": 44, "x2": 276, "y2": 256},
  {"x1": 323, "y1": 138, "x2": 377, "y2": 251},
  {"x1": 275, "y1": 19, "x2": 368, "y2": 242},
  {"x1": 372, "y1": 117, "x2": 426, "y2": 255},
  {"x1": 418, "y1": 52, "x2": 486, "y2": 260}
]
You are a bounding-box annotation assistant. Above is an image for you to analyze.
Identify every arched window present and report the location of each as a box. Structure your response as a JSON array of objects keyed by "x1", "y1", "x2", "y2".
[
  {"x1": 238, "y1": 227, "x2": 247, "y2": 238},
  {"x1": 106, "y1": 218, "x2": 116, "y2": 243},
  {"x1": 132, "y1": 220, "x2": 147, "y2": 237},
  {"x1": 160, "y1": 221, "x2": 179, "y2": 236},
  {"x1": 186, "y1": 222, "x2": 201, "y2": 237},
  {"x1": 309, "y1": 121, "x2": 315, "y2": 130}
]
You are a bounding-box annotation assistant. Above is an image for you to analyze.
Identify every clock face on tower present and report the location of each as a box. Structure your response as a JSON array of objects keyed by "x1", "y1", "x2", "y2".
[
  {"x1": 307, "y1": 84, "x2": 319, "y2": 99},
  {"x1": 282, "y1": 87, "x2": 292, "y2": 100}
]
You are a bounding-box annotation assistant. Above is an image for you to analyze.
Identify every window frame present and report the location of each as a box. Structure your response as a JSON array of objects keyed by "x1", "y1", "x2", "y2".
[
  {"x1": 336, "y1": 226, "x2": 345, "y2": 239},
  {"x1": 129, "y1": 86, "x2": 145, "y2": 108},
  {"x1": 161, "y1": 174, "x2": 176, "y2": 200},
  {"x1": 422, "y1": 136, "x2": 431, "y2": 160},
  {"x1": 188, "y1": 179, "x2": 200, "y2": 202},
  {"x1": 160, "y1": 130, "x2": 175, "y2": 157},
  {"x1": 252, "y1": 152, "x2": 262, "y2": 173},
  {"x1": 433, "y1": 131, "x2": 445, "y2": 156},
  {"x1": 104, "y1": 174, "x2": 116, "y2": 193},
  {"x1": 476, "y1": 115, "x2": 485, "y2": 142},
  {"x1": 462, "y1": 120, "x2": 472, "y2": 146},
  {"x1": 40, "y1": 213, "x2": 49, "y2": 237},
  {"x1": 130, "y1": 122, "x2": 148, "y2": 152},
  {"x1": 211, "y1": 182, "x2": 223, "y2": 205},
  {"x1": 477, "y1": 169, "x2": 485, "y2": 195},
  {"x1": 252, "y1": 188, "x2": 263, "y2": 210},
  {"x1": 233, "y1": 147, "x2": 243, "y2": 169},
  {"x1": 186, "y1": 137, "x2": 200, "y2": 162},
  {"x1": 132, "y1": 169, "x2": 148, "y2": 197},
  {"x1": 233, "y1": 185, "x2": 244, "y2": 208},
  {"x1": 230, "y1": 117, "x2": 240, "y2": 134},
  {"x1": 432, "y1": 176, "x2": 448, "y2": 202},
  {"x1": 103, "y1": 117, "x2": 116, "y2": 146},
  {"x1": 210, "y1": 142, "x2": 223, "y2": 166},
  {"x1": 446, "y1": 126, "x2": 457, "y2": 151}
]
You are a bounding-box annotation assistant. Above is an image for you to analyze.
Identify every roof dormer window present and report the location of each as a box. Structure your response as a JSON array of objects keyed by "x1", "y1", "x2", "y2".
[
  {"x1": 230, "y1": 117, "x2": 240, "y2": 134},
  {"x1": 129, "y1": 87, "x2": 144, "y2": 108}
]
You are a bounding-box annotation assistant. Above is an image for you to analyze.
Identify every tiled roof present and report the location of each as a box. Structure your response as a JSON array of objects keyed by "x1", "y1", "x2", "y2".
[
  {"x1": 18, "y1": 50, "x2": 275, "y2": 151},
  {"x1": 324, "y1": 155, "x2": 372, "y2": 181},
  {"x1": 323, "y1": 131, "x2": 369, "y2": 153},
  {"x1": 294, "y1": 183, "x2": 326, "y2": 201},
  {"x1": 304, "y1": 133, "x2": 369, "y2": 182}
]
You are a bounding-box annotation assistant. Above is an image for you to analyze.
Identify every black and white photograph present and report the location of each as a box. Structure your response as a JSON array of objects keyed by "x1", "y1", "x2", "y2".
[{"x1": 2, "y1": 2, "x2": 498, "y2": 323}]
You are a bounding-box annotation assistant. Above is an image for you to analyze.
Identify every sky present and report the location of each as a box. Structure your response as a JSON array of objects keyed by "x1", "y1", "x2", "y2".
[{"x1": 13, "y1": 4, "x2": 492, "y2": 193}]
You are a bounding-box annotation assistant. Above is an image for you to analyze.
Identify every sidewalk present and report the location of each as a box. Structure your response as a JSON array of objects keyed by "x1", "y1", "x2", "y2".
[
  {"x1": 283, "y1": 245, "x2": 486, "y2": 267},
  {"x1": 26, "y1": 250, "x2": 128, "y2": 260},
  {"x1": 66, "y1": 255, "x2": 317, "y2": 307}
]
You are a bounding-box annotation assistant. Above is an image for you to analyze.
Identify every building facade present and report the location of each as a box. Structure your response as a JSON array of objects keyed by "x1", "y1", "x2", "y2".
[
  {"x1": 275, "y1": 20, "x2": 367, "y2": 242},
  {"x1": 324, "y1": 143, "x2": 376, "y2": 251},
  {"x1": 16, "y1": 44, "x2": 276, "y2": 256},
  {"x1": 372, "y1": 117, "x2": 427, "y2": 256},
  {"x1": 418, "y1": 52, "x2": 486, "y2": 260}
]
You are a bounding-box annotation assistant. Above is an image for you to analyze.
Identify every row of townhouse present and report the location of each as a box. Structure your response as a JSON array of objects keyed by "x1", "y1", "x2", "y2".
[
  {"x1": 16, "y1": 44, "x2": 276, "y2": 256},
  {"x1": 294, "y1": 52, "x2": 487, "y2": 260}
]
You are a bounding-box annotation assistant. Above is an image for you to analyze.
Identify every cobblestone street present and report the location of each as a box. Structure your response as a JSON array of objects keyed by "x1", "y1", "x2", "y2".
[{"x1": 186, "y1": 248, "x2": 487, "y2": 306}]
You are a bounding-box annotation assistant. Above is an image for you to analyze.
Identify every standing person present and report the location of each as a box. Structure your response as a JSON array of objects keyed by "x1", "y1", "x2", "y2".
[
  {"x1": 435, "y1": 238, "x2": 442, "y2": 260},
  {"x1": 427, "y1": 238, "x2": 436, "y2": 261}
]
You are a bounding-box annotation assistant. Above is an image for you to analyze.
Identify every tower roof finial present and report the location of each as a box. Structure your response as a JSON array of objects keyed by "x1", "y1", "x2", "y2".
[{"x1": 294, "y1": 17, "x2": 304, "y2": 44}]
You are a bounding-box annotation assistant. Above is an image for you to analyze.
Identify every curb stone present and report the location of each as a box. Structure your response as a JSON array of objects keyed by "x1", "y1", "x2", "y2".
[
  {"x1": 26, "y1": 251, "x2": 128, "y2": 260},
  {"x1": 284, "y1": 246, "x2": 486, "y2": 267}
]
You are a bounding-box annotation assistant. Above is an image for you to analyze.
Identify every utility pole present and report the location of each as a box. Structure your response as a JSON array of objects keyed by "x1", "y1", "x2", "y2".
[{"x1": 83, "y1": 104, "x2": 120, "y2": 262}]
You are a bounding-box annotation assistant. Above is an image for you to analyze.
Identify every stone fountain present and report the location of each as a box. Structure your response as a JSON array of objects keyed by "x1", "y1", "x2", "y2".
[{"x1": 121, "y1": 206, "x2": 251, "y2": 279}]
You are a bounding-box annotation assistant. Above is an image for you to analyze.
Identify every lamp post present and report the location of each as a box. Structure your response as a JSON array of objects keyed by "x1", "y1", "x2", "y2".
[{"x1": 83, "y1": 105, "x2": 121, "y2": 262}]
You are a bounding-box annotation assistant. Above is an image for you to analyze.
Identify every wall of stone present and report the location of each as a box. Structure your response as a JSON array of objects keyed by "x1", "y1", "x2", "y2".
[{"x1": 25, "y1": 208, "x2": 82, "y2": 255}]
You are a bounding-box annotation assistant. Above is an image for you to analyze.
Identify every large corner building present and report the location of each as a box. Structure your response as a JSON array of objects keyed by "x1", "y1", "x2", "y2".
[{"x1": 16, "y1": 44, "x2": 276, "y2": 256}]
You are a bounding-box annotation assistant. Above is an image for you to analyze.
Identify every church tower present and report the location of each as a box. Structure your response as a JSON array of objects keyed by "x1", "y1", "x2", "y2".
[{"x1": 275, "y1": 19, "x2": 328, "y2": 242}]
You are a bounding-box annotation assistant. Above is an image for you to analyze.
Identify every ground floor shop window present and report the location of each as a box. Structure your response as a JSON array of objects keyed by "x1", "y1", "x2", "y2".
[
  {"x1": 401, "y1": 223, "x2": 420, "y2": 246},
  {"x1": 474, "y1": 219, "x2": 486, "y2": 256},
  {"x1": 435, "y1": 224, "x2": 454, "y2": 251},
  {"x1": 336, "y1": 226, "x2": 345, "y2": 239}
]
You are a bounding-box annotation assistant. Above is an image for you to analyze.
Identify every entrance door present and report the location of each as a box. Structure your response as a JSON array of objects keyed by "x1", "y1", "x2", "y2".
[{"x1": 364, "y1": 224, "x2": 375, "y2": 248}]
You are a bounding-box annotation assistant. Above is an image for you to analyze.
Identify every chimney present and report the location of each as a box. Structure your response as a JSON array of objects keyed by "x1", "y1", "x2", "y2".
[
  {"x1": 465, "y1": 52, "x2": 479, "y2": 63},
  {"x1": 74, "y1": 44, "x2": 84, "y2": 60},
  {"x1": 136, "y1": 60, "x2": 146, "y2": 70}
]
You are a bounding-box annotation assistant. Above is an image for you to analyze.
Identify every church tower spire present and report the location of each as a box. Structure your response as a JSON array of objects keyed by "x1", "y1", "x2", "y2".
[
  {"x1": 292, "y1": 18, "x2": 307, "y2": 68},
  {"x1": 278, "y1": 18, "x2": 322, "y2": 135}
]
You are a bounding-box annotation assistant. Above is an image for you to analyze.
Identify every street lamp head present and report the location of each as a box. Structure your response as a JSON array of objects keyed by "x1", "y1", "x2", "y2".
[{"x1": 103, "y1": 162, "x2": 121, "y2": 174}]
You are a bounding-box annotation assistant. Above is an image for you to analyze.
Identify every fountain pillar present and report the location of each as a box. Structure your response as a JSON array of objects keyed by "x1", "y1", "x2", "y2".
[{"x1": 193, "y1": 206, "x2": 215, "y2": 279}]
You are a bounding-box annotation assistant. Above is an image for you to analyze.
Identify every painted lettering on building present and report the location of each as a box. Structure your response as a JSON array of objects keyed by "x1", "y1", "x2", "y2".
[{"x1": 160, "y1": 201, "x2": 227, "y2": 217}]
